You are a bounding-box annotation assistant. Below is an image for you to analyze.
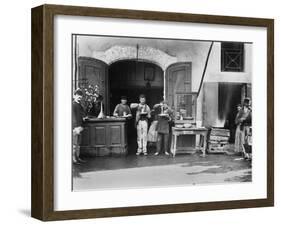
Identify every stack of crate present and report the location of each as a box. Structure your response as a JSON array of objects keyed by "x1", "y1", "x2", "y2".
[{"x1": 208, "y1": 127, "x2": 230, "y2": 153}]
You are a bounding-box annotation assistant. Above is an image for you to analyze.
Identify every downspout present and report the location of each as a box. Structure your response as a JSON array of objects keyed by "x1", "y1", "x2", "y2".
[{"x1": 197, "y1": 41, "x2": 214, "y2": 96}]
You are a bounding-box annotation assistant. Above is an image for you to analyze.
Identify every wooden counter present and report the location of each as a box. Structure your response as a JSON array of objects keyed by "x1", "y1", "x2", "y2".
[{"x1": 80, "y1": 117, "x2": 128, "y2": 157}]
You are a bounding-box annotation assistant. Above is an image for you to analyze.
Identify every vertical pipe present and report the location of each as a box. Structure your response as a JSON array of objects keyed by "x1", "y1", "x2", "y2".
[{"x1": 197, "y1": 41, "x2": 214, "y2": 97}]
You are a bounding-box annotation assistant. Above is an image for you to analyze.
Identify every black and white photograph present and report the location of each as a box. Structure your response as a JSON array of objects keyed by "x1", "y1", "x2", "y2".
[
  {"x1": 29, "y1": 2, "x2": 274, "y2": 222},
  {"x1": 71, "y1": 35, "x2": 252, "y2": 191},
  {"x1": 0, "y1": 0, "x2": 278, "y2": 223}
]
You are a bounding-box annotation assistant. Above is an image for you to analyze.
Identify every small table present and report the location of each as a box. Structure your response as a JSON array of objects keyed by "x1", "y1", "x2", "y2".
[{"x1": 170, "y1": 127, "x2": 208, "y2": 157}]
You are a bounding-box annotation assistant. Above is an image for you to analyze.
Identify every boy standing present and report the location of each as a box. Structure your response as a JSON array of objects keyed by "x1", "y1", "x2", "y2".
[
  {"x1": 153, "y1": 100, "x2": 173, "y2": 156},
  {"x1": 72, "y1": 89, "x2": 86, "y2": 164},
  {"x1": 113, "y1": 96, "x2": 132, "y2": 118},
  {"x1": 234, "y1": 98, "x2": 252, "y2": 158},
  {"x1": 131, "y1": 94, "x2": 151, "y2": 155}
]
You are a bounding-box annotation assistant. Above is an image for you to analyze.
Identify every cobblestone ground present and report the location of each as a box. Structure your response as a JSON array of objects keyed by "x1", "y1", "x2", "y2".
[{"x1": 73, "y1": 145, "x2": 252, "y2": 190}]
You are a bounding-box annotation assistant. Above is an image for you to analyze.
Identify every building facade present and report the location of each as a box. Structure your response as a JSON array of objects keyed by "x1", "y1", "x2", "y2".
[{"x1": 73, "y1": 35, "x2": 252, "y2": 134}]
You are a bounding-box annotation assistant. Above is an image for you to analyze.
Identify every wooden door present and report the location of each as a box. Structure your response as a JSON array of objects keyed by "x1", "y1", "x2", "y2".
[
  {"x1": 78, "y1": 57, "x2": 109, "y2": 114},
  {"x1": 165, "y1": 62, "x2": 192, "y2": 109},
  {"x1": 166, "y1": 62, "x2": 194, "y2": 148}
]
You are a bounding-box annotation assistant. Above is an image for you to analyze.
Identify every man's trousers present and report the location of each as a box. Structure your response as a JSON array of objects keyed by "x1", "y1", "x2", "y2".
[{"x1": 137, "y1": 120, "x2": 148, "y2": 154}]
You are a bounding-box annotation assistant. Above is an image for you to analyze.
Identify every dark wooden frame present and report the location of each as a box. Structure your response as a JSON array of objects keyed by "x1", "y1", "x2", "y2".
[{"x1": 31, "y1": 4, "x2": 274, "y2": 221}]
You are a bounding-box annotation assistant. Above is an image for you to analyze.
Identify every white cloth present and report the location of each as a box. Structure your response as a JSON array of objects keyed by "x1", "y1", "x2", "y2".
[
  {"x1": 234, "y1": 125, "x2": 244, "y2": 153},
  {"x1": 147, "y1": 121, "x2": 158, "y2": 142}
]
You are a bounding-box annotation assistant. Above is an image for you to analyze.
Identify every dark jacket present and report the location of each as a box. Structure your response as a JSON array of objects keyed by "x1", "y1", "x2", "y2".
[
  {"x1": 72, "y1": 101, "x2": 85, "y2": 129},
  {"x1": 153, "y1": 104, "x2": 173, "y2": 134}
]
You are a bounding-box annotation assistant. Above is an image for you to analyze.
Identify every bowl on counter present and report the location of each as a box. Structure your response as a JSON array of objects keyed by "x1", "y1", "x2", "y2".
[{"x1": 183, "y1": 123, "x2": 193, "y2": 128}]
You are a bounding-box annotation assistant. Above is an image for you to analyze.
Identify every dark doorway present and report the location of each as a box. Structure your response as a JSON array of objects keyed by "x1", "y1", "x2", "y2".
[
  {"x1": 218, "y1": 83, "x2": 243, "y2": 143},
  {"x1": 109, "y1": 60, "x2": 164, "y2": 154}
]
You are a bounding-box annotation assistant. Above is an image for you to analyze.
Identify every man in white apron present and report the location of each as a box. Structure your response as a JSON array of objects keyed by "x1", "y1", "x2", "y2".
[{"x1": 131, "y1": 94, "x2": 151, "y2": 155}]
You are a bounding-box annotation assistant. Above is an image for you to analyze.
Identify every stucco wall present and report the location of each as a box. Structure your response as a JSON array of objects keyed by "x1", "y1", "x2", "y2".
[
  {"x1": 77, "y1": 37, "x2": 251, "y2": 91},
  {"x1": 76, "y1": 36, "x2": 252, "y2": 122},
  {"x1": 196, "y1": 43, "x2": 252, "y2": 121},
  {"x1": 204, "y1": 43, "x2": 252, "y2": 84}
]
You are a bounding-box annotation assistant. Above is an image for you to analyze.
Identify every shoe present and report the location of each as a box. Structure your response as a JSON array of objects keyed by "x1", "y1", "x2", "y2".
[
  {"x1": 77, "y1": 157, "x2": 87, "y2": 163},
  {"x1": 73, "y1": 159, "x2": 81, "y2": 165},
  {"x1": 73, "y1": 157, "x2": 79, "y2": 163},
  {"x1": 143, "y1": 152, "x2": 148, "y2": 156},
  {"x1": 154, "y1": 152, "x2": 159, "y2": 156},
  {"x1": 165, "y1": 151, "x2": 170, "y2": 156},
  {"x1": 136, "y1": 152, "x2": 141, "y2": 156}
]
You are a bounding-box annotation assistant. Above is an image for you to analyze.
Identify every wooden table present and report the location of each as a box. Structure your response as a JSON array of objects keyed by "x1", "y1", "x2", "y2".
[{"x1": 170, "y1": 127, "x2": 208, "y2": 157}]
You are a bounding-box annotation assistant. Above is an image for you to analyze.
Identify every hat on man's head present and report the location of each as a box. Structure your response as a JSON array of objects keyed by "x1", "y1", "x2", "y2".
[
  {"x1": 243, "y1": 98, "x2": 250, "y2": 106},
  {"x1": 121, "y1": 96, "x2": 127, "y2": 100},
  {"x1": 74, "y1": 89, "x2": 83, "y2": 96},
  {"x1": 139, "y1": 94, "x2": 146, "y2": 99}
]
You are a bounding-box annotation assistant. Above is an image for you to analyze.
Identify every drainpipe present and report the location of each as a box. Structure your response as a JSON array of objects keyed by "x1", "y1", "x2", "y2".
[
  {"x1": 197, "y1": 41, "x2": 214, "y2": 97},
  {"x1": 196, "y1": 41, "x2": 214, "y2": 126}
]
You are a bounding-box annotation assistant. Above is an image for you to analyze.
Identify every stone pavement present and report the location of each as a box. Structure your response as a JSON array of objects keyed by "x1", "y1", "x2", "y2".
[{"x1": 73, "y1": 151, "x2": 252, "y2": 191}]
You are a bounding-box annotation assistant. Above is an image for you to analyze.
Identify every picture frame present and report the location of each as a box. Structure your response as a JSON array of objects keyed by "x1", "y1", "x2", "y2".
[{"x1": 31, "y1": 4, "x2": 274, "y2": 221}]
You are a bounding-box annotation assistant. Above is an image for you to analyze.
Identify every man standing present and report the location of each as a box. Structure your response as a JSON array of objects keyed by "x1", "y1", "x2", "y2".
[
  {"x1": 153, "y1": 100, "x2": 173, "y2": 156},
  {"x1": 131, "y1": 94, "x2": 151, "y2": 155},
  {"x1": 72, "y1": 89, "x2": 86, "y2": 164},
  {"x1": 234, "y1": 98, "x2": 252, "y2": 158},
  {"x1": 113, "y1": 96, "x2": 132, "y2": 118},
  {"x1": 234, "y1": 104, "x2": 242, "y2": 151}
]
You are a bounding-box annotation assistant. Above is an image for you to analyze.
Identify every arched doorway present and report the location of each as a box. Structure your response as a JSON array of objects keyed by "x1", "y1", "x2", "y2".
[{"x1": 109, "y1": 60, "x2": 164, "y2": 154}]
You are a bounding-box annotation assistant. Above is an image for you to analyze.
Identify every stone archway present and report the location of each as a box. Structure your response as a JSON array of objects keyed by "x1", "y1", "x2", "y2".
[
  {"x1": 91, "y1": 45, "x2": 177, "y2": 71},
  {"x1": 108, "y1": 59, "x2": 165, "y2": 154}
]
